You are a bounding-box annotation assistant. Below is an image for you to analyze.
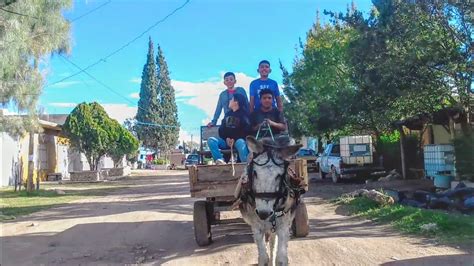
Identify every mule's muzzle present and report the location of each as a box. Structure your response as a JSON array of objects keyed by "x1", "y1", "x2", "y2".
[{"x1": 255, "y1": 209, "x2": 273, "y2": 220}]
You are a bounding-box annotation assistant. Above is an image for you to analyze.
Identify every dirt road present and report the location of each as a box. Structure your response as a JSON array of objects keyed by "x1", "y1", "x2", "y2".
[{"x1": 1, "y1": 170, "x2": 472, "y2": 265}]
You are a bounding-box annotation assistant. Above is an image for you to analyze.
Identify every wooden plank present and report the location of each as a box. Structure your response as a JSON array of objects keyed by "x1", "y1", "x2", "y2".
[
  {"x1": 191, "y1": 180, "x2": 239, "y2": 198},
  {"x1": 196, "y1": 163, "x2": 246, "y2": 182},
  {"x1": 189, "y1": 159, "x2": 310, "y2": 198}
]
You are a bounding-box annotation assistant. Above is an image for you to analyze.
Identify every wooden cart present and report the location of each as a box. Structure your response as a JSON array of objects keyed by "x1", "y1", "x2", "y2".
[{"x1": 189, "y1": 159, "x2": 310, "y2": 246}]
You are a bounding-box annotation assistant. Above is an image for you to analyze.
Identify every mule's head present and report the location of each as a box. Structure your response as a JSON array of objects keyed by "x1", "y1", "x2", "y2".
[{"x1": 246, "y1": 136, "x2": 301, "y2": 221}]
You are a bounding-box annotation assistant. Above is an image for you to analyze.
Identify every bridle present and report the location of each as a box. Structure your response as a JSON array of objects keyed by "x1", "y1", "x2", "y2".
[{"x1": 241, "y1": 147, "x2": 304, "y2": 229}]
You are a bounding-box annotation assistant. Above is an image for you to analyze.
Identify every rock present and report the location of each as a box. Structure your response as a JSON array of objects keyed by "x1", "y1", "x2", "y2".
[
  {"x1": 147, "y1": 255, "x2": 154, "y2": 260},
  {"x1": 137, "y1": 256, "x2": 146, "y2": 263},
  {"x1": 55, "y1": 189, "x2": 66, "y2": 195},
  {"x1": 420, "y1": 223, "x2": 438, "y2": 232},
  {"x1": 464, "y1": 197, "x2": 474, "y2": 209},
  {"x1": 363, "y1": 189, "x2": 395, "y2": 205},
  {"x1": 344, "y1": 189, "x2": 369, "y2": 197},
  {"x1": 390, "y1": 256, "x2": 399, "y2": 261},
  {"x1": 27, "y1": 223, "x2": 38, "y2": 227},
  {"x1": 158, "y1": 248, "x2": 166, "y2": 252},
  {"x1": 378, "y1": 169, "x2": 401, "y2": 182}
]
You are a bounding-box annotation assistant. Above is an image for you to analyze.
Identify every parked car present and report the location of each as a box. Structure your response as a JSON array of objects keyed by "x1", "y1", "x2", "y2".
[
  {"x1": 296, "y1": 148, "x2": 318, "y2": 172},
  {"x1": 185, "y1": 154, "x2": 200, "y2": 169},
  {"x1": 317, "y1": 136, "x2": 385, "y2": 183}
]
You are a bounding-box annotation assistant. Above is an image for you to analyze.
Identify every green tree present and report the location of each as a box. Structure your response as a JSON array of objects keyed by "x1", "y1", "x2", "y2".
[
  {"x1": 63, "y1": 102, "x2": 114, "y2": 171},
  {"x1": 135, "y1": 37, "x2": 162, "y2": 151},
  {"x1": 282, "y1": 13, "x2": 358, "y2": 140},
  {"x1": 0, "y1": 0, "x2": 71, "y2": 136},
  {"x1": 156, "y1": 44, "x2": 179, "y2": 152},
  {"x1": 108, "y1": 121, "x2": 139, "y2": 167}
]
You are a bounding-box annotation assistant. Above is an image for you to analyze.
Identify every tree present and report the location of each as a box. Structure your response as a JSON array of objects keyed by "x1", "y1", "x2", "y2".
[
  {"x1": 63, "y1": 102, "x2": 115, "y2": 171},
  {"x1": 156, "y1": 44, "x2": 180, "y2": 153},
  {"x1": 135, "y1": 37, "x2": 162, "y2": 151},
  {"x1": 0, "y1": 0, "x2": 71, "y2": 136},
  {"x1": 108, "y1": 121, "x2": 139, "y2": 167},
  {"x1": 282, "y1": 13, "x2": 358, "y2": 140}
]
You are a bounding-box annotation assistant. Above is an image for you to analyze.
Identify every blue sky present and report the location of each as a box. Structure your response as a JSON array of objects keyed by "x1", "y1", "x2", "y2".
[{"x1": 40, "y1": 0, "x2": 373, "y2": 142}]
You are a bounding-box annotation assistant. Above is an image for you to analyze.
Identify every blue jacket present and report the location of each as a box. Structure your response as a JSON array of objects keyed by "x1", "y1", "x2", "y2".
[{"x1": 211, "y1": 87, "x2": 249, "y2": 125}]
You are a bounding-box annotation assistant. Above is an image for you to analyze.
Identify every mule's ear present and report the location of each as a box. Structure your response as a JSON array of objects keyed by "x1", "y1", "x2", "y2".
[
  {"x1": 278, "y1": 144, "x2": 302, "y2": 159},
  {"x1": 246, "y1": 136, "x2": 264, "y2": 154}
]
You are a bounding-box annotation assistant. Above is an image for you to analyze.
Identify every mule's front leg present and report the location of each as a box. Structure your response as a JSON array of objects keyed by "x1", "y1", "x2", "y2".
[
  {"x1": 253, "y1": 229, "x2": 269, "y2": 266},
  {"x1": 275, "y1": 227, "x2": 290, "y2": 266}
]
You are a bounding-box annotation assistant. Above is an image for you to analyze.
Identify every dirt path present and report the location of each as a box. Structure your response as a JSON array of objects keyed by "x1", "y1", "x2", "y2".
[{"x1": 1, "y1": 170, "x2": 472, "y2": 265}]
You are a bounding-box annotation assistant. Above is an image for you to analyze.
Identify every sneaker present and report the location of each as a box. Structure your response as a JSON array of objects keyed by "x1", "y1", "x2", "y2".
[{"x1": 215, "y1": 159, "x2": 226, "y2": 165}]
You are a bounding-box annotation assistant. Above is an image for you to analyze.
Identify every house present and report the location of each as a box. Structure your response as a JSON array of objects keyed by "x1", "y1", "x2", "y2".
[{"x1": 0, "y1": 115, "x2": 121, "y2": 187}]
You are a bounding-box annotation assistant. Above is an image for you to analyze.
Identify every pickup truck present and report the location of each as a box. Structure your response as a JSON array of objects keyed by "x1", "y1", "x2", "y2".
[
  {"x1": 317, "y1": 136, "x2": 385, "y2": 183},
  {"x1": 296, "y1": 148, "x2": 318, "y2": 172}
]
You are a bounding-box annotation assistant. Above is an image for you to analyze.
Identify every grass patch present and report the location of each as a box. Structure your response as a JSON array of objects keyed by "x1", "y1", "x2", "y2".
[
  {"x1": 0, "y1": 182, "x2": 125, "y2": 221},
  {"x1": 336, "y1": 196, "x2": 474, "y2": 243}
]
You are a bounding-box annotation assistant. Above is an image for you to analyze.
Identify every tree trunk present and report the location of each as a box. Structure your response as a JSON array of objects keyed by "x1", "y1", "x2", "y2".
[
  {"x1": 27, "y1": 131, "x2": 35, "y2": 193},
  {"x1": 398, "y1": 126, "x2": 407, "y2": 180}
]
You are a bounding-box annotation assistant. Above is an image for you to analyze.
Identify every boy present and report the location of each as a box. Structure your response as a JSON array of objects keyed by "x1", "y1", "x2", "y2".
[
  {"x1": 250, "y1": 88, "x2": 287, "y2": 138},
  {"x1": 208, "y1": 72, "x2": 249, "y2": 127},
  {"x1": 249, "y1": 60, "x2": 283, "y2": 113},
  {"x1": 208, "y1": 93, "x2": 251, "y2": 164}
]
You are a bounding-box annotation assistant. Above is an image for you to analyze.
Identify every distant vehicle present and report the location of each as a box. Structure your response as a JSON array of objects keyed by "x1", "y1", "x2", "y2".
[
  {"x1": 296, "y1": 148, "x2": 318, "y2": 172},
  {"x1": 185, "y1": 154, "x2": 200, "y2": 169},
  {"x1": 317, "y1": 136, "x2": 385, "y2": 183}
]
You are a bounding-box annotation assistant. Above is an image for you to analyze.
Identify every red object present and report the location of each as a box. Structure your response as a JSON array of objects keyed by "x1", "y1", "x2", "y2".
[
  {"x1": 146, "y1": 154, "x2": 153, "y2": 162},
  {"x1": 227, "y1": 89, "x2": 236, "y2": 94}
]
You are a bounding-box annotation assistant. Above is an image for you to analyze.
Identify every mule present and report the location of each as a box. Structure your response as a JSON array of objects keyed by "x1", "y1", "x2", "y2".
[{"x1": 238, "y1": 136, "x2": 303, "y2": 266}]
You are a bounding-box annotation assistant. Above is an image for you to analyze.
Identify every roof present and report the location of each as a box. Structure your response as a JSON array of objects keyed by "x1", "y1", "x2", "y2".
[
  {"x1": 38, "y1": 120, "x2": 61, "y2": 131},
  {"x1": 394, "y1": 107, "x2": 465, "y2": 130},
  {"x1": 38, "y1": 114, "x2": 69, "y2": 125}
]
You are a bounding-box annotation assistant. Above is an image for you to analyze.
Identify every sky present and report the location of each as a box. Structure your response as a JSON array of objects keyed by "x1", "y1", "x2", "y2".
[{"x1": 38, "y1": 0, "x2": 373, "y2": 143}]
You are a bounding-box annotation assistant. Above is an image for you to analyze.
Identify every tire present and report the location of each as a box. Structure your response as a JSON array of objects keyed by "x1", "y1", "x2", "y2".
[
  {"x1": 318, "y1": 164, "x2": 326, "y2": 180},
  {"x1": 331, "y1": 166, "x2": 340, "y2": 183},
  {"x1": 193, "y1": 201, "x2": 212, "y2": 246},
  {"x1": 292, "y1": 201, "x2": 309, "y2": 237}
]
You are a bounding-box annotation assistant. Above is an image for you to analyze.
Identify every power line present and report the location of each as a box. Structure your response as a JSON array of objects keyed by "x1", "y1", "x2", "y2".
[
  {"x1": 0, "y1": 7, "x2": 38, "y2": 19},
  {"x1": 47, "y1": 0, "x2": 191, "y2": 87},
  {"x1": 58, "y1": 54, "x2": 180, "y2": 129},
  {"x1": 70, "y1": 0, "x2": 112, "y2": 22}
]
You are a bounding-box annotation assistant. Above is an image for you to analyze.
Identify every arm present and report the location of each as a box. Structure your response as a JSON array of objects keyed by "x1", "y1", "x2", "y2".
[
  {"x1": 273, "y1": 81, "x2": 283, "y2": 112},
  {"x1": 276, "y1": 96, "x2": 283, "y2": 112},
  {"x1": 266, "y1": 119, "x2": 287, "y2": 131},
  {"x1": 249, "y1": 96, "x2": 255, "y2": 113},
  {"x1": 211, "y1": 93, "x2": 222, "y2": 125}
]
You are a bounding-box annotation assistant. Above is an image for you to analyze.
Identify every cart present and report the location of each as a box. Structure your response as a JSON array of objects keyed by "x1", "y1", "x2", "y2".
[{"x1": 189, "y1": 126, "x2": 310, "y2": 246}]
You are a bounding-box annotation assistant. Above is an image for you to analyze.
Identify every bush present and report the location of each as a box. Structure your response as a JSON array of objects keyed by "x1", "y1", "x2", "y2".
[
  {"x1": 453, "y1": 135, "x2": 474, "y2": 181},
  {"x1": 152, "y1": 158, "x2": 169, "y2": 165}
]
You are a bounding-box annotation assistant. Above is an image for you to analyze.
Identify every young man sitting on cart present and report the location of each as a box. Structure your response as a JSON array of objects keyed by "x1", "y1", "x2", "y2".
[
  {"x1": 250, "y1": 88, "x2": 287, "y2": 138},
  {"x1": 208, "y1": 93, "x2": 251, "y2": 165}
]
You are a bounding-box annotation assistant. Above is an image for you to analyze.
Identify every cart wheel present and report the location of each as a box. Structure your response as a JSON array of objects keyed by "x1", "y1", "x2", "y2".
[
  {"x1": 193, "y1": 201, "x2": 212, "y2": 246},
  {"x1": 292, "y1": 201, "x2": 309, "y2": 237}
]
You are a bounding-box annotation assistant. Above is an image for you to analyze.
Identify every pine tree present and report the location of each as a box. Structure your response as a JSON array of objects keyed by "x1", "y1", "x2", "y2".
[
  {"x1": 135, "y1": 38, "x2": 162, "y2": 151},
  {"x1": 156, "y1": 44, "x2": 180, "y2": 153}
]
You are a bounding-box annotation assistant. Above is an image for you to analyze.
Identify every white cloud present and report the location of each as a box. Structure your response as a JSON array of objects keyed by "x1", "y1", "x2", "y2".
[
  {"x1": 129, "y1": 92, "x2": 140, "y2": 99},
  {"x1": 49, "y1": 80, "x2": 81, "y2": 88},
  {"x1": 130, "y1": 77, "x2": 141, "y2": 84},
  {"x1": 101, "y1": 104, "x2": 137, "y2": 124},
  {"x1": 1, "y1": 109, "x2": 17, "y2": 115},
  {"x1": 49, "y1": 102, "x2": 77, "y2": 108},
  {"x1": 173, "y1": 72, "x2": 256, "y2": 123}
]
